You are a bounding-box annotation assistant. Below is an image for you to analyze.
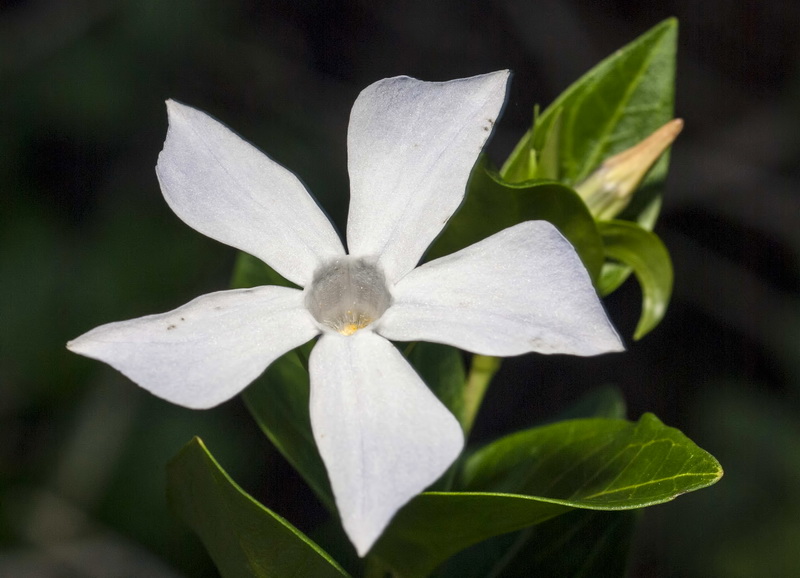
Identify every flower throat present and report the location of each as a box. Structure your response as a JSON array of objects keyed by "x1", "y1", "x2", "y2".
[{"x1": 305, "y1": 257, "x2": 391, "y2": 335}]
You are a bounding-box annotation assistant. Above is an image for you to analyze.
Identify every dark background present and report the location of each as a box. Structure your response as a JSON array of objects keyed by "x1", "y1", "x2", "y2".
[{"x1": 2, "y1": 1, "x2": 799, "y2": 576}]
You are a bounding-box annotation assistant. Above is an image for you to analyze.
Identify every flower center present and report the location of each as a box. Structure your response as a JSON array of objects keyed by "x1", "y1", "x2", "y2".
[{"x1": 305, "y1": 257, "x2": 391, "y2": 335}]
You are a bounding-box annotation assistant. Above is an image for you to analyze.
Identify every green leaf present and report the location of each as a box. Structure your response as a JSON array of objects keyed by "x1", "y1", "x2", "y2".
[
  {"x1": 372, "y1": 414, "x2": 721, "y2": 577},
  {"x1": 243, "y1": 352, "x2": 334, "y2": 512},
  {"x1": 463, "y1": 413, "x2": 721, "y2": 502},
  {"x1": 503, "y1": 106, "x2": 564, "y2": 182},
  {"x1": 597, "y1": 261, "x2": 634, "y2": 296},
  {"x1": 408, "y1": 342, "x2": 467, "y2": 429},
  {"x1": 230, "y1": 252, "x2": 334, "y2": 510},
  {"x1": 231, "y1": 251, "x2": 298, "y2": 290},
  {"x1": 433, "y1": 509, "x2": 639, "y2": 578},
  {"x1": 501, "y1": 18, "x2": 677, "y2": 225},
  {"x1": 535, "y1": 106, "x2": 563, "y2": 180},
  {"x1": 499, "y1": 509, "x2": 639, "y2": 578},
  {"x1": 433, "y1": 388, "x2": 632, "y2": 578},
  {"x1": 428, "y1": 156, "x2": 604, "y2": 282},
  {"x1": 597, "y1": 220, "x2": 673, "y2": 339},
  {"x1": 167, "y1": 437, "x2": 350, "y2": 578},
  {"x1": 373, "y1": 493, "x2": 571, "y2": 577}
]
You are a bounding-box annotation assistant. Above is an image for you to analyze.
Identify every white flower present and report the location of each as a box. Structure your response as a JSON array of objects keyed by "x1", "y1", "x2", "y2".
[{"x1": 67, "y1": 71, "x2": 623, "y2": 555}]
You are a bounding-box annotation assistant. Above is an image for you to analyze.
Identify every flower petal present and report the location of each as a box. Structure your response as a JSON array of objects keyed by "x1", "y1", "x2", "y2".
[
  {"x1": 377, "y1": 221, "x2": 624, "y2": 356},
  {"x1": 308, "y1": 331, "x2": 463, "y2": 555},
  {"x1": 67, "y1": 287, "x2": 319, "y2": 409},
  {"x1": 346, "y1": 71, "x2": 510, "y2": 283},
  {"x1": 157, "y1": 101, "x2": 345, "y2": 287}
]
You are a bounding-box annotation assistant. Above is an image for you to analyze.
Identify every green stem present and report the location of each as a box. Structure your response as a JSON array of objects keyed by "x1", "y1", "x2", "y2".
[{"x1": 461, "y1": 355, "x2": 502, "y2": 435}]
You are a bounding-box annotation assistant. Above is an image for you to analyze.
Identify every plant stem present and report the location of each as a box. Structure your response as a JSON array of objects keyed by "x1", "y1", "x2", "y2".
[{"x1": 461, "y1": 355, "x2": 502, "y2": 435}]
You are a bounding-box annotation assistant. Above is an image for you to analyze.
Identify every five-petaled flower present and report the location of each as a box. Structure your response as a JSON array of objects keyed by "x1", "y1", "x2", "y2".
[{"x1": 67, "y1": 71, "x2": 623, "y2": 555}]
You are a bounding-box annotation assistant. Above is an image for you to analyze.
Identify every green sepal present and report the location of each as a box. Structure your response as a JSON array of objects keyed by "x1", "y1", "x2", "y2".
[
  {"x1": 597, "y1": 220, "x2": 674, "y2": 339},
  {"x1": 428, "y1": 156, "x2": 604, "y2": 283},
  {"x1": 167, "y1": 437, "x2": 350, "y2": 578}
]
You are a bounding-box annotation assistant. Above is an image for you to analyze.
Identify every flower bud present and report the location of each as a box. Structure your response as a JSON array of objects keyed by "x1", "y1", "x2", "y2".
[{"x1": 575, "y1": 119, "x2": 683, "y2": 220}]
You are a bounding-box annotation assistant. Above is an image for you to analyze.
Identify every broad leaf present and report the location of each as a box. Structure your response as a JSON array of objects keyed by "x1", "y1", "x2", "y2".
[
  {"x1": 433, "y1": 509, "x2": 639, "y2": 578},
  {"x1": 501, "y1": 18, "x2": 677, "y2": 226},
  {"x1": 499, "y1": 509, "x2": 639, "y2": 578},
  {"x1": 428, "y1": 156, "x2": 604, "y2": 282},
  {"x1": 597, "y1": 220, "x2": 673, "y2": 339},
  {"x1": 432, "y1": 386, "x2": 631, "y2": 578},
  {"x1": 167, "y1": 437, "x2": 349, "y2": 578},
  {"x1": 372, "y1": 414, "x2": 721, "y2": 577},
  {"x1": 463, "y1": 413, "x2": 720, "y2": 502},
  {"x1": 373, "y1": 493, "x2": 571, "y2": 577}
]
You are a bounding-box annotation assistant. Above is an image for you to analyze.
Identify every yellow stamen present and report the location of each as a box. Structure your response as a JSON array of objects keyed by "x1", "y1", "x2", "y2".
[{"x1": 340, "y1": 323, "x2": 360, "y2": 336}]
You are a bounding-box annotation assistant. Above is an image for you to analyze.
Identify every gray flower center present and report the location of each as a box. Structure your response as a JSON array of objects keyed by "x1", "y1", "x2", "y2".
[{"x1": 305, "y1": 257, "x2": 391, "y2": 335}]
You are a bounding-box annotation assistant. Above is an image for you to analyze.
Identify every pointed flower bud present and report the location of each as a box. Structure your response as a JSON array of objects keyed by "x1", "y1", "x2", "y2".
[{"x1": 575, "y1": 119, "x2": 683, "y2": 220}]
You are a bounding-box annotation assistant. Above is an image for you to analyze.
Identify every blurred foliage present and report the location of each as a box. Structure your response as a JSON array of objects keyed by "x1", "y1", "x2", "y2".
[{"x1": 2, "y1": 0, "x2": 799, "y2": 576}]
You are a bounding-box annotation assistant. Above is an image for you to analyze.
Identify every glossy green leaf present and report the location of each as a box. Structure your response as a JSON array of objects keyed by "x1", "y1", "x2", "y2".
[
  {"x1": 433, "y1": 387, "x2": 632, "y2": 578},
  {"x1": 501, "y1": 18, "x2": 677, "y2": 225},
  {"x1": 463, "y1": 413, "x2": 721, "y2": 502},
  {"x1": 230, "y1": 252, "x2": 334, "y2": 510},
  {"x1": 434, "y1": 509, "x2": 638, "y2": 578},
  {"x1": 372, "y1": 413, "x2": 721, "y2": 577},
  {"x1": 167, "y1": 437, "x2": 349, "y2": 578},
  {"x1": 373, "y1": 492, "x2": 571, "y2": 577},
  {"x1": 535, "y1": 106, "x2": 563, "y2": 181},
  {"x1": 597, "y1": 220, "x2": 673, "y2": 339},
  {"x1": 428, "y1": 156, "x2": 604, "y2": 282},
  {"x1": 500, "y1": 509, "x2": 639, "y2": 578},
  {"x1": 597, "y1": 261, "x2": 634, "y2": 296}
]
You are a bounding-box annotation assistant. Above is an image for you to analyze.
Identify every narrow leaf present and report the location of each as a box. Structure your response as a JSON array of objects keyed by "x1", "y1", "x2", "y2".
[
  {"x1": 597, "y1": 220, "x2": 673, "y2": 339},
  {"x1": 501, "y1": 18, "x2": 677, "y2": 225},
  {"x1": 167, "y1": 437, "x2": 349, "y2": 578},
  {"x1": 597, "y1": 261, "x2": 634, "y2": 296}
]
